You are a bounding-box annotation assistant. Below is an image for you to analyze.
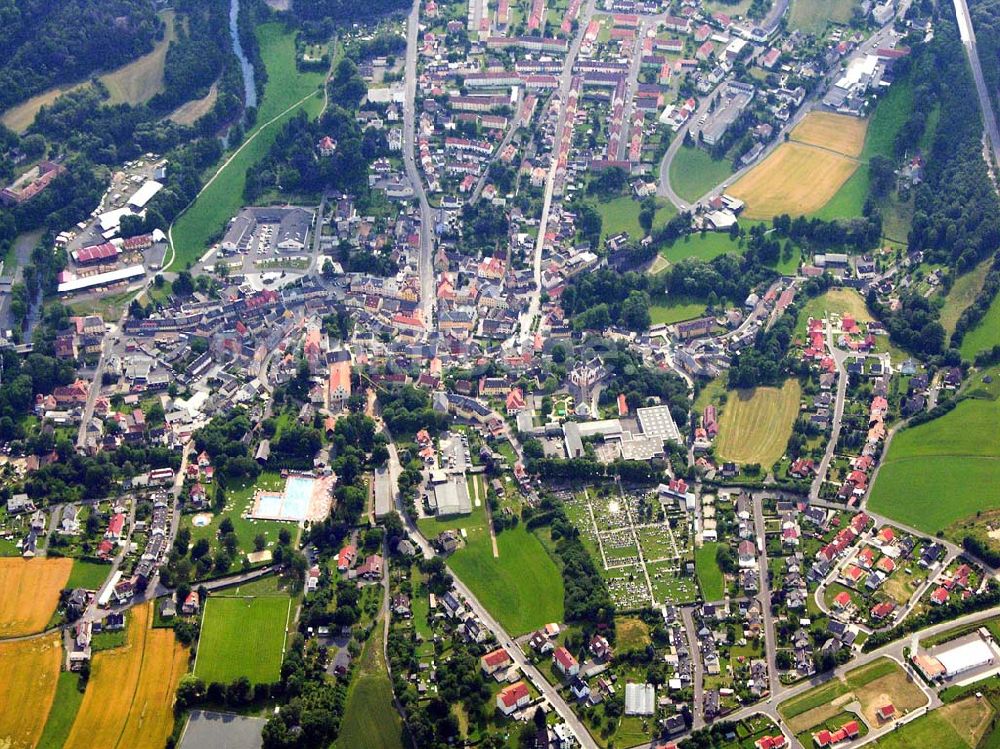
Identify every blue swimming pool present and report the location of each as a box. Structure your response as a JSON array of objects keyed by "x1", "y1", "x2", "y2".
[
  {"x1": 256, "y1": 492, "x2": 283, "y2": 518},
  {"x1": 282, "y1": 476, "x2": 315, "y2": 518}
]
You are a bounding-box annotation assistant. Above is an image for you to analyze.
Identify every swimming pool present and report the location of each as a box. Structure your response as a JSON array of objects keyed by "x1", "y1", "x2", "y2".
[
  {"x1": 251, "y1": 476, "x2": 318, "y2": 521},
  {"x1": 256, "y1": 493, "x2": 283, "y2": 518}
]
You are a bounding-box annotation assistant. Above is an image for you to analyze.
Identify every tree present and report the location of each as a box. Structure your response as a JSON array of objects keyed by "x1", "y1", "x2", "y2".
[
  {"x1": 254, "y1": 533, "x2": 267, "y2": 552},
  {"x1": 219, "y1": 517, "x2": 234, "y2": 535},
  {"x1": 173, "y1": 270, "x2": 194, "y2": 296}
]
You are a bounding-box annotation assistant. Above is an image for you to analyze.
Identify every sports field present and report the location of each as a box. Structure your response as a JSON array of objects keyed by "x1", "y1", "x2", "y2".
[
  {"x1": 695, "y1": 542, "x2": 725, "y2": 601},
  {"x1": 715, "y1": 380, "x2": 801, "y2": 465},
  {"x1": 169, "y1": 24, "x2": 327, "y2": 269},
  {"x1": 0, "y1": 632, "x2": 62, "y2": 749},
  {"x1": 0, "y1": 10, "x2": 177, "y2": 132},
  {"x1": 64, "y1": 602, "x2": 189, "y2": 749},
  {"x1": 868, "y1": 398, "x2": 1000, "y2": 534},
  {"x1": 195, "y1": 594, "x2": 290, "y2": 684},
  {"x1": 419, "y1": 492, "x2": 564, "y2": 635},
  {"x1": 790, "y1": 112, "x2": 868, "y2": 158},
  {"x1": 336, "y1": 614, "x2": 403, "y2": 749},
  {"x1": 0, "y1": 557, "x2": 73, "y2": 637}
]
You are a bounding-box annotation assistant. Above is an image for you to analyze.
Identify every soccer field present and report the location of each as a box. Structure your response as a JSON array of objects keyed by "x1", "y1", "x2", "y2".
[
  {"x1": 195, "y1": 595, "x2": 290, "y2": 684},
  {"x1": 715, "y1": 381, "x2": 801, "y2": 466}
]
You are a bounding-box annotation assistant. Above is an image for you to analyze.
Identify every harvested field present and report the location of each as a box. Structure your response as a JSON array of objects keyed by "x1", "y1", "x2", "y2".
[
  {"x1": 715, "y1": 380, "x2": 801, "y2": 465},
  {"x1": 168, "y1": 82, "x2": 219, "y2": 126},
  {"x1": 0, "y1": 632, "x2": 62, "y2": 749},
  {"x1": 791, "y1": 112, "x2": 868, "y2": 157},
  {"x1": 786, "y1": 693, "x2": 855, "y2": 734},
  {"x1": 0, "y1": 557, "x2": 73, "y2": 637},
  {"x1": 64, "y1": 602, "x2": 189, "y2": 749},
  {"x1": 939, "y1": 696, "x2": 993, "y2": 746},
  {"x1": 855, "y1": 669, "x2": 928, "y2": 724},
  {"x1": 729, "y1": 142, "x2": 858, "y2": 219}
]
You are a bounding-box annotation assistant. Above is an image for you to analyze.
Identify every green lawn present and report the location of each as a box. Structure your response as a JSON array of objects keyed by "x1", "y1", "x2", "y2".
[
  {"x1": 37, "y1": 672, "x2": 85, "y2": 749},
  {"x1": 869, "y1": 397, "x2": 1000, "y2": 535},
  {"x1": 169, "y1": 23, "x2": 327, "y2": 269},
  {"x1": 669, "y1": 144, "x2": 734, "y2": 203},
  {"x1": 65, "y1": 559, "x2": 110, "y2": 590},
  {"x1": 869, "y1": 709, "x2": 970, "y2": 749},
  {"x1": 788, "y1": 0, "x2": 856, "y2": 32},
  {"x1": 650, "y1": 296, "x2": 706, "y2": 325},
  {"x1": 960, "y1": 293, "x2": 1000, "y2": 359},
  {"x1": 336, "y1": 615, "x2": 403, "y2": 749},
  {"x1": 779, "y1": 658, "x2": 898, "y2": 719},
  {"x1": 419, "y1": 492, "x2": 564, "y2": 635},
  {"x1": 593, "y1": 196, "x2": 674, "y2": 245},
  {"x1": 659, "y1": 231, "x2": 742, "y2": 263},
  {"x1": 194, "y1": 594, "x2": 290, "y2": 684},
  {"x1": 695, "y1": 542, "x2": 725, "y2": 601}
]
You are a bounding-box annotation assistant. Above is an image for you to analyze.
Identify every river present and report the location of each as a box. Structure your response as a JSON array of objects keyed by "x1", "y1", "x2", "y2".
[{"x1": 230, "y1": 0, "x2": 257, "y2": 111}]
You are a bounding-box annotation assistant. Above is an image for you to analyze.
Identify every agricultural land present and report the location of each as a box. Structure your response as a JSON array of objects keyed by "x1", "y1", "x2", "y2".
[
  {"x1": 714, "y1": 380, "x2": 802, "y2": 465},
  {"x1": 0, "y1": 632, "x2": 62, "y2": 749},
  {"x1": 0, "y1": 557, "x2": 73, "y2": 637}
]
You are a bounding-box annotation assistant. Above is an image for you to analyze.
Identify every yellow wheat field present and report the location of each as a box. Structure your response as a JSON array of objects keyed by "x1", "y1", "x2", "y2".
[
  {"x1": 790, "y1": 111, "x2": 868, "y2": 157},
  {"x1": 0, "y1": 632, "x2": 62, "y2": 749},
  {"x1": 729, "y1": 142, "x2": 859, "y2": 219},
  {"x1": 0, "y1": 557, "x2": 73, "y2": 637},
  {"x1": 64, "y1": 602, "x2": 189, "y2": 749}
]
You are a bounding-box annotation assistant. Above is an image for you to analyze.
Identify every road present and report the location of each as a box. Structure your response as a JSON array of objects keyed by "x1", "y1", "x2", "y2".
[
  {"x1": 680, "y1": 605, "x2": 706, "y2": 730},
  {"x1": 752, "y1": 494, "x2": 781, "y2": 697},
  {"x1": 809, "y1": 323, "x2": 849, "y2": 501},
  {"x1": 402, "y1": 0, "x2": 436, "y2": 327},
  {"x1": 954, "y1": 0, "x2": 1000, "y2": 165},
  {"x1": 76, "y1": 320, "x2": 118, "y2": 449}
]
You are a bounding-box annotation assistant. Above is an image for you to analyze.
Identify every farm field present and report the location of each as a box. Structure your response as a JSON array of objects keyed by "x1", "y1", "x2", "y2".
[
  {"x1": 695, "y1": 542, "x2": 725, "y2": 601},
  {"x1": 420, "y1": 484, "x2": 564, "y2": 635},
  {"x1": 37, "y1": 672, "x2": 85, "y2": 749},
  {"x1": 790, "y1": 112, "x2": 868, "y2": 157},
  {"x1": 669, "y1": 144, "x2": 735, "y2": 202},
  {"x1": 0, "y1": 557, "x2": 73, "y2": 636},
  {"x1": 0, "y1": 10, "x2": 177, "y2": 132},
  {"x1": 788, "y1": 0, "x2": 856, "y2": 32},
  {"x1": 0, "y1": 632, "x2": 62, "y2": 749},
  {"x1": 941, "y1": 259, "x2": 990, "y2": 335},
  {"x1": 729, "y1": 141, "x2": 859, "y2": 219},
  {"x1": 868, "y1": 398, "x2": 1000, "y2": 534},
  {"x1": 335, "y1": 613, "x2": 403, "y2": 749},
  {"x1": 66, "y1": 558, "x2": 111, "y2": 590},
  {"x1": 195, "y1": 593, "x2": 291, "y2": 684},
  {"x1": 64, "y1": 602, "x2": 189, "y2": 749},
  {"x1": 796, "y1": 288, "x2": 872, "y2": 335},
  {"x1": 959, "y1": 293, "x2": 1000, "y2": 359},
  {"x1": 714, "y1": 380, "x2": 802, "y2": 465},
  {"x1": 169, "y1": 23, "x2": 327, "y2": 269}
]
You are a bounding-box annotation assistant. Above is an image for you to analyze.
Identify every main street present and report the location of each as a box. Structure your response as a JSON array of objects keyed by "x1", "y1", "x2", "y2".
[
  {"x1": 954, "y1": 0, "x2": 1000, "y2": 165},
  {"x1": 403, "y1": 0, "x2": 436, "y2": 328},
  {"x1": 753, "y1": 495, "x2": 781, "y2": 697}
]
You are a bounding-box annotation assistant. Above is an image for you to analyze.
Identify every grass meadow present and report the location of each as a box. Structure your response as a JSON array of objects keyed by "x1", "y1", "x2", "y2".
[
  {"x1": 788, "y1": 0, "x2": 857, "y2": 32},
  {"x1": 959, "y1": 292, "x2": 1000, "y2": 360},
  {"x1": 695, "y1": 542, "x2": 725, "y2": 601},
  {"x1": 37, "y1": 671, "x2": 85, "y2": 749},
  {"x1": 419, "y1": 483, "x2": 563, "y2": 635},
  {"x1": 66, "y1": 559, "x2": 111, "y2": 590},
  {"x1": 669, "y1": 144, "x2": 735, "y2": 203},
  {"x1": 715, "y1": 380, "x2": 801, "y2": 466},
  {"x1": 195, "y1": 594, "x2": 290, "y2": 684},
  {"x1": 940, "y1": 259, "x2": 990, "y2": 336},
  {"x1": 169, "y1": 23, "x2": 327, "y2": 269},
  {"x1": 868, "y1": 398, "x2": 1000, "y2": 535}
]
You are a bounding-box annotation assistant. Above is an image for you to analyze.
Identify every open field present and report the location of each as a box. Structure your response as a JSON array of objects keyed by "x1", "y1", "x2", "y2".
[
  {"x1": 730, "y1": 142, "x2": 859, "y2": 219},
  {"x1": 869, "y1": 398, "x2": 1000, "y2": 534},
  {"x1": 788, "y1": 0, "x2": 856, "y2": 32},
  {"x1": 593, "y1": 196, "x2": 675, "y2": 245},
  {"x1": 650, "y1": 297, "x2": 706, "y2": 324},
  {"x1": 0, "y1": 10, "x2": 177, "y2": 132},
  {"x1": 779, "y1": 658, "x2": 899, "y2": 720},
  {"x1": 938, "y1": 696, "x2": 994, "y2": 747},
  {"x1": 0, "y1": 632, "x2": 62, "y2": 749},
  {"x1": 169, "y1": 24, "x2": 327, "y2": 269},
  {"x1": 869, "y1": 708, "x2": 971, "y2": 748},
  {"x1": 167, "y1": 82, "x2": 219, "y2": 126},
  {"x1": 715, "y1": 381, "x2": 801, "y2": 465},
  {"x1": 335, "y1": 614, "x2": 403, "y2": 749},
  {"x1": 669, "y1": 144, "x2": 735, "y2": 202},
  {"x1": 195, "y1": 594, "x2": 290, "y2": 684},
  {"x1": 0, "y1": 557, "x2": 73, "y2": 636},
  {"x1": 960, "y1": 293, "x2": 1000, "y2": 359},
  {"x1": 64, "y1": 602, "x2": 189, "y2": 749},
  {"x1": 695, "y1": 542, "x2": 725, "y2": 601},
  {"x1": 616, "y1": 617, "x2": 652, "y2": 652},
  {"x1": 941, "y1": 259, "x2": 991, "y2": 335},
  {"x1": 420, "y1": 490, "x2": 563, "y2": 635},
  {"x1": 66, "y1": 558, "x2": 111, "y2": 590},
  {"x1": 796, "y1": 288, "x2": 872, "y2": 335},
  {"x1": 37, "y1": 672, "x2": 85, "y2": 749},
  {"x1": 790, "y1": 112, "x2": 868, "y2": 158}
]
